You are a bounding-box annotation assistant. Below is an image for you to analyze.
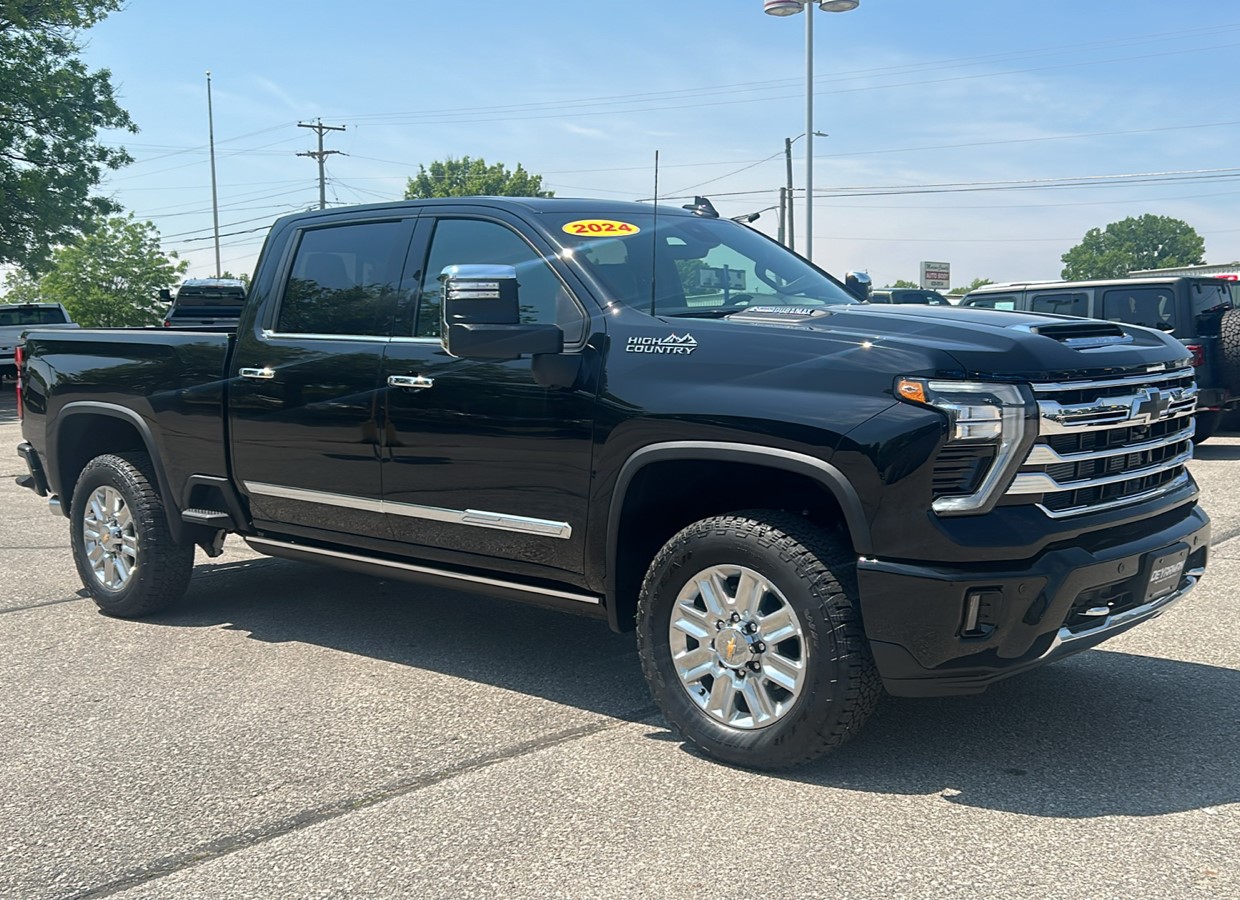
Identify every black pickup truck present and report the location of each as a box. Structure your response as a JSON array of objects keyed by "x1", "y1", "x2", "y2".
[{"x1": 15, "y1": 197, "x2": 1210, "y2": 769}]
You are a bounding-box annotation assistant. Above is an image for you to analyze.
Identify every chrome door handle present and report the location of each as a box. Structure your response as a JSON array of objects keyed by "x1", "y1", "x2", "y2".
[
  {"x1": 239, "y1": 367, "x2": 275, "y2": 380},
  {"x1": 388, "y1": 374, "x2": 434, "y2": 390}
]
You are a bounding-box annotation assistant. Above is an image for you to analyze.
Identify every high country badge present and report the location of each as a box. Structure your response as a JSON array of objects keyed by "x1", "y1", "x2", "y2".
[{"x1": 626, "y1": 334, "x2": 698, "y2": 355}]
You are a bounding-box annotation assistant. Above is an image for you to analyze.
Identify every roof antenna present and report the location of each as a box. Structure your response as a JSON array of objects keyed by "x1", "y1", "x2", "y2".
[{"x1": 649, "y1": 150, "x2": 660, "y2": 318}]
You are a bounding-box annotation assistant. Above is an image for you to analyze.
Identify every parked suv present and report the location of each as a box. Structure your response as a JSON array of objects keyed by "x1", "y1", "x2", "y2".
[
  {"x1": 961, "y1": 277, "x2": 1240, "y2": 441},
  {"x1": 869, "y1": 288, "x2": 952, "y2": 305},
  {"x1": 160, "y1": 277, "x2": 247, "y2": 327}
]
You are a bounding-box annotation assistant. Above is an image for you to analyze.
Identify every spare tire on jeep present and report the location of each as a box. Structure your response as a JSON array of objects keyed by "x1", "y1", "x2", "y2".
[{"x1": 1218, "y1": 307, "x2": 1240, "y2": 393}]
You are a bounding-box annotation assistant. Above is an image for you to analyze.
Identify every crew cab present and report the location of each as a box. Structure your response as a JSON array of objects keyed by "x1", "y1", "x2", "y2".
[{"x1": 15, "y1": 198, "x2": 1210, "y2": 769}]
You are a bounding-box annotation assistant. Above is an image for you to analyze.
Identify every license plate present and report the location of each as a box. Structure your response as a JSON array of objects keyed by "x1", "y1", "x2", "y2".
[{"x1": 1143, "y1": 545, "x2": 1188, "y2": 603}]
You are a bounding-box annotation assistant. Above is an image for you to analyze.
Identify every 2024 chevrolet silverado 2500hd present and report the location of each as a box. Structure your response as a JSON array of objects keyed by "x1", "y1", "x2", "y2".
[{"x1": 15, "y1": 197, "x2": 1210, "y2": 769}]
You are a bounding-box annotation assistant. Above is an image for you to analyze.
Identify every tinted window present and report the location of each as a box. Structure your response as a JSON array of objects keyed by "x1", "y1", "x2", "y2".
[
  {"x1": 963, "y1": 294, "x2": 1016, "y2": 311},
  {"x1": 175, "y1": 287, "x2": 245, "y2": 308},
  {"x1": 1102, "y1": 287, "x2": 1176, "y2": 331},
  {"x1": 1030, "y1": 292, "x2": 1088, "y2": 317},
  {"x1": 0, "y1": 306, "x2": 69, "y2": 326},
  {"x1": 278, "y1": 221, "x2": 408, "y2": 335},
  {"x1": 415, "y1": 218, "x2": 584, "y2": 341},
  {"x1": 893, "y1": 290, "x2": 950, "y2": 305}
]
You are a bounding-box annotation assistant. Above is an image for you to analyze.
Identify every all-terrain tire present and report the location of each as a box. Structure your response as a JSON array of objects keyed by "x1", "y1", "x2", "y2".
[
  {"x1": 70, "y1": 452, "x2": 195, "y2": 618},
  {"x1": 1218, "y1": 308, "x2": 1240, "y2": 394},
  {"x1": 636, "y1": 510, "x2": 881, "y2": 770}
]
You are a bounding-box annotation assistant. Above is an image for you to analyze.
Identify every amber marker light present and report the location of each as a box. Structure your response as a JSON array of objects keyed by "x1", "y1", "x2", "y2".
[{"x1": 896, "y1": 378, "x2": 926, "y2": 404}]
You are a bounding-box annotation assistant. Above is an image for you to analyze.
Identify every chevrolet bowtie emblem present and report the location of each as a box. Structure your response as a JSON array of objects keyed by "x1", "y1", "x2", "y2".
[
  {"x1": 726, "y1": 636, "x2": 737, "y2": 657},
  {"x1": 1133, "y1": 388, "x2": 1172, "y2": 421}
]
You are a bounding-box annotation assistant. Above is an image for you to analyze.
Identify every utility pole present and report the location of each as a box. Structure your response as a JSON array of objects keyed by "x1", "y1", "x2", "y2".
[
  {"x1": 297, "y1": 119, "x2": 346, "y2": 209},
  {"x1": 206, "y1": 71, "x2": 221, "y2": 277},
  {"x1": 778, "y1": 186, "x2": 787, "y2": 247},
  {"x1": 784, "y1": 137, "x2": 795, "y2": 251}
]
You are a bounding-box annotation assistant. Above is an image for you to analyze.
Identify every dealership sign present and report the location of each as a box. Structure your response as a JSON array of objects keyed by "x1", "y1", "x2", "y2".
[{"x1": 921, "y1": 261, "x2": 950, "y2": 289}]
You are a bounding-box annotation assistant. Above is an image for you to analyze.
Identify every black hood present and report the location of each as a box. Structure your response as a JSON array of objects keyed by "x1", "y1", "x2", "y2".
[{"x1": 720, "y1": 303, "x2": 1189, "y2": 383}]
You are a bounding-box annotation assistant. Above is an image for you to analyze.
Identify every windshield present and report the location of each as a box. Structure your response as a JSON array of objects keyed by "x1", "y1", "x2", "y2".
[
  {"x1": 547, "y1": 212, "x2": 858, "y2": 316},
  {"x1": 0, "y1": 306, "x2": 68, "y2": 326}
]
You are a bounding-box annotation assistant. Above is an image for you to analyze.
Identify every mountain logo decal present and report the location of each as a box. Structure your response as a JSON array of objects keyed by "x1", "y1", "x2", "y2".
[{"x1": 626, "y1": 333, "x2": 698, "y2": 355}]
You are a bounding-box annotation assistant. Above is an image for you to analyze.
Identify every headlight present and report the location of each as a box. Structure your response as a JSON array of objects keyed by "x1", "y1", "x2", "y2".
[{"x1": 896, "y1": 378, "x2": 1031, "y2": 514}]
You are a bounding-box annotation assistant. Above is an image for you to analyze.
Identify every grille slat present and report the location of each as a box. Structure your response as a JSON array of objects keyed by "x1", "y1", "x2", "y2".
[{"x1": 1009, "y1": 366, "x2": 1197, "y2": 518}]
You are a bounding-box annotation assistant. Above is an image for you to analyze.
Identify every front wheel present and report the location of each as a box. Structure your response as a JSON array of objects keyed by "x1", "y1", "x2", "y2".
[
  {"x1": 636, "y1": 511, "x2": 881, "y2": 770},
  {"x1": 1193, "y1": 410, "x2": 1222, "y2": 444},
  {"x1": 70, "y1": 452, "x2": 195, "y2": 617}
]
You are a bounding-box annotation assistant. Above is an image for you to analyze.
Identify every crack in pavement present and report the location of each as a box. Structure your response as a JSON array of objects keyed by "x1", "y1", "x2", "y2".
[
  {"x1": 64, "y1": 706, "x2": 662, "y2": 900},
  {"x1": 0, "y1": 595, "x2": 87, "y2": 614}
]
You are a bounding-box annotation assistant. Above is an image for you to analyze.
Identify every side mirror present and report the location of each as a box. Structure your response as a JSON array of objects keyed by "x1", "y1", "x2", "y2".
[
  {"x1": 158, "y1": 288, "x2": 172, "y2": 302},
  {"x1": 440, "y1": 264, "x2": 563, "y2": 360}
]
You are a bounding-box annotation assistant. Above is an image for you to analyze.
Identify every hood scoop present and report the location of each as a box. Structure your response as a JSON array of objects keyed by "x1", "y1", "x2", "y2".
[
  {"x1": 1011, "y1": 320, "x2": 1134, "y2": 350},
  {"x1": 725, "y1": 306, "x2": 835, "y2": 326}
]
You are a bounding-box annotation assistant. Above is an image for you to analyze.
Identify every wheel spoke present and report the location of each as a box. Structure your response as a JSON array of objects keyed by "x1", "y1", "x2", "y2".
[
  {"x1": 103, "y1": 555, "x2": 117, "y2": 587},
  {"x1": 671, "y1": 602, "x2": 713, "y2": 641},
  {"x1": 674, "y1": 646, "x2": 716, "y2": 683},
  {"x1": 705, "y1": 672, "x2": 736, "y2": 720},
  {"x1": 740, "y1": 677, "x2": 776, "y2": 724},
  {"x1": 89, "y1": 495, "x2": 106, "y2": 524},
  {"x1": 759, "y1": 605, "x2": 799, "y2": 643},
  {"x1": 112, "y1": 555, "x2": 130, "y2": 584},
  {"x1": 696, "y1": 572, "x2": 730, "y2": 618},
  {"x1": 734, "y1": 569, "x2": 765, "y2": 618},
  {"x1": 761, "y1": 652, "x2": 803, "y2": 693},
  {"x1": 87, "y1": 543, "x2": 105, "y2": 564},
  {"x1": 114, "y1": 504, "x2": 133, "y2": 530}
]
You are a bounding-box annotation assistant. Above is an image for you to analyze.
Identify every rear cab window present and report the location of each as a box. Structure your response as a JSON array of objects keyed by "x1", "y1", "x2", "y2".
[
  {"x1": 963, "y1": 294, "x2": 1017, "y2": 311},
  {"x1": 0, "y1": 305, "x2": 69, "y2": 326}
]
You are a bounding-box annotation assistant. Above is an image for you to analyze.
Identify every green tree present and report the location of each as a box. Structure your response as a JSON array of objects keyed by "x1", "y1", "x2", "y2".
[
  {"x1": 404, "y1": 156, "x2": 553, "y2": 199},
  {"x1": 38, "y1": 215, "x2": 187, "y2": 326},
  {"x1": 1061, "y1": 215, "x2": 1205, "y2": 280},
  {"x1": 950, "y1": 277, "x2": 994, "y2": 296},
  {"x1": 219, "y1": 270, "x2": 251, "y2": 288},
  {"x1": 1, "y1": 266, "x2": 42, "y2": 302},
  {"x1": 887, "y1": 279, "x2": 919, "y2": 289},
  {"x1": 0, "y1": 1, "x2": 136, "y2": 273}
]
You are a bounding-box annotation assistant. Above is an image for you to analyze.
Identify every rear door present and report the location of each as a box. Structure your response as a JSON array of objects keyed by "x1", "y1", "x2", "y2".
[{"x1": 230, "y1": 213, "x2": 417, "y2": 541}]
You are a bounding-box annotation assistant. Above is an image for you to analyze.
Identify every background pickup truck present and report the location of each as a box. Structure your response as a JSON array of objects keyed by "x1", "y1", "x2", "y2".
[
  {"x1": 0, "y1": 302, "x2": 77, "y2": 378},
  {"x1": 15, "y1": 197, "x2": 1211, "y2": 769}
]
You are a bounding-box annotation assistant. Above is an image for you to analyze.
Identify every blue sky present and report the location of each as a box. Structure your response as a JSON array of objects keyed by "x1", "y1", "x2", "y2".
[{"x1": 76, "y1": 0, "x2": 1240, "y2": 288}]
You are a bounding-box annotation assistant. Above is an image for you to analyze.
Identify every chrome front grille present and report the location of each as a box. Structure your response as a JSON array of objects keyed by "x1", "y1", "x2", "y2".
[{"x1": 1007, "y1": 367, "x2": 1197, "y2": 517}]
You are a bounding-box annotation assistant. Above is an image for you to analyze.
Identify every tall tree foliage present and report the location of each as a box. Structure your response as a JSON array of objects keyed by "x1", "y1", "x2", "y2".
[
  {"x1": 38, "y1": 215, "x2": 186, "y2": 326},
  {"x1": 404, "y1": 157, "x2": 553, "y2": 199},
  {"x1": 1061, "y1": 215, "x2": 1205, "y2": 280},
  {"x1": 0, "y1": 1, "x2": 135, "y2": 273}
]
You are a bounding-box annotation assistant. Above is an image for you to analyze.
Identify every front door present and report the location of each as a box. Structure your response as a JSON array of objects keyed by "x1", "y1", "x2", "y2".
[
  {"x1": 230, "y1": 215, "x2": 416, "y2": 541},
  {"x1": 379, "y1": 212, "x2": 598, "y2": 578}
]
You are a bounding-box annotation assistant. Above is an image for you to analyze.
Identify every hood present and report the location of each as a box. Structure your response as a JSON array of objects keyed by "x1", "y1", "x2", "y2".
[{"x1": 720, "y1": 303, "x2": 1189, "y2": 382}]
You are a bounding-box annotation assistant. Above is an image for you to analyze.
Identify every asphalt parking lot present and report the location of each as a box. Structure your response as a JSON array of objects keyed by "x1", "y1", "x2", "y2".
[{"x1": 1, "y1": 389, "x2": 1236, "y2": 900}]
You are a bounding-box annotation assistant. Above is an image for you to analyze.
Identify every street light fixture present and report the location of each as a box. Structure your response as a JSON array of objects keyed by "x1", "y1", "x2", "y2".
[{"x1": 764, "y1": 0, "x2": 860, "y2": 262}]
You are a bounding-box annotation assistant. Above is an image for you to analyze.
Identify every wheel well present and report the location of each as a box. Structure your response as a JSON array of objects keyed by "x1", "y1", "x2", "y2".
[
  {"x1": 611, "y1": 459, "x2": 853, "y2": 631},
  {"x1": 56, "y1": 415, "x2": 148, "y2": 513}
]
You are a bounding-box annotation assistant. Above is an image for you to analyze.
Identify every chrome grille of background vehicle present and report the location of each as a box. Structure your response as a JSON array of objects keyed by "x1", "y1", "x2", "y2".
[{"x1": 1007, "y1": 367, "x2": 1197, "y2": 517}]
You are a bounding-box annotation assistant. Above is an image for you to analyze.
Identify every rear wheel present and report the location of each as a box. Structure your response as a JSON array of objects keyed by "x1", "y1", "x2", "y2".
[
  {"x1": 70, "y1": 452, "x2": 195, "y2": 617},
  {"x1": 636, "y1": 510, "x2": 880, "y2": 770}
]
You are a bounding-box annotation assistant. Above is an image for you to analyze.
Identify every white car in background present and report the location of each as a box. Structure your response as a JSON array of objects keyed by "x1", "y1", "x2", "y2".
[{"x1": 0, "y1": 303, "x2": 79, "y2": 378}]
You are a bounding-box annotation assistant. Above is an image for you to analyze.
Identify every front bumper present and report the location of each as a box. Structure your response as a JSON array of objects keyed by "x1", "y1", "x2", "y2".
[{"x1": 858, "y1": 503, "x2": 1210, "y2": 697}]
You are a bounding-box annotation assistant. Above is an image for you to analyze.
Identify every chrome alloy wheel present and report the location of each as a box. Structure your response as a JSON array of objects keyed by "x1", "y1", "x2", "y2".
[
  {"x1": 668, "y1": 564, "x2": 808, "y2": 730},
  {"x1": 81, "y1": 486, "x2": 139, "y2": 591}
]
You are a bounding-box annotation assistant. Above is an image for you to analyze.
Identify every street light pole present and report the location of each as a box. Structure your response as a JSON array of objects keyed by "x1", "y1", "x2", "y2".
[{"x1": 764, "y1": 0, "x2": 859, "y2": 262}]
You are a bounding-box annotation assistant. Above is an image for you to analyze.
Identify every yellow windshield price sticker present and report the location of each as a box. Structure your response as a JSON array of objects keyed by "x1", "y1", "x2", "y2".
[{"x1": 561, "y1": 219, "x2": 641, "y2": 237}]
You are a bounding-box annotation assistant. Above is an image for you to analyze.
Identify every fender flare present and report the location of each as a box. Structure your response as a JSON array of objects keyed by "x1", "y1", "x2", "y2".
[
  {"x1": 604, "y1": 441, "x2": 872, "y2": 630},
  {"x1": 47, "y1": 401, "x2": 185, "y2": 541}
]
